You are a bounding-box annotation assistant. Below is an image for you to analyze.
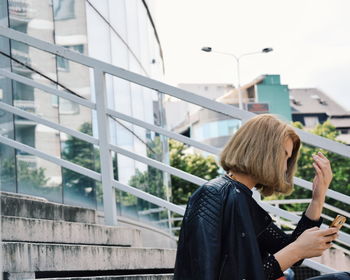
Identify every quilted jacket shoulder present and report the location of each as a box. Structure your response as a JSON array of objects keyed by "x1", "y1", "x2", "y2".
[{"x1": 174, "y1": 175, "x2": 269, "y2": 280}]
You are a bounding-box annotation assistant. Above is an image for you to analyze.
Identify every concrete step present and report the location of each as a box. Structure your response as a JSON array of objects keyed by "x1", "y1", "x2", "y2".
[
  {"x1": 1, "y1": 216, "x2": 142, "y2": 247},
  {"x1": 40, "y1": 275, "x2": 173, "y2": 280},
  {"x1": 1, "y1": 192, "x2": 96, "y2": 223},
  {"x1": 2, "y1": 242, "x2": 176, "y2": 274}
]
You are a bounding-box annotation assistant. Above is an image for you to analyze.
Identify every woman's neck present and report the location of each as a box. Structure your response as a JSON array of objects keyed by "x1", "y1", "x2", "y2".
[{"x1": 228, "y1": 171, "x2": 258, "y2": 190}]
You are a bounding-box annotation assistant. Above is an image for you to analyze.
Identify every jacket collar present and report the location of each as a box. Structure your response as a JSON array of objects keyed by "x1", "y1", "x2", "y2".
[
  {"x1": 223, "y1": 174, "x2": 253, "y2": 196},
  {"x1": 223, "y1": 174, "x2": 272, "y2": 236}
]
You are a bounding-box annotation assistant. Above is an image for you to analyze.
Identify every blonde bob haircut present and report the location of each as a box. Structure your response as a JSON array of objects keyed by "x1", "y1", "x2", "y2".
[{"x1": 220, "y1": 114, "x2": 300, "y2": 196}]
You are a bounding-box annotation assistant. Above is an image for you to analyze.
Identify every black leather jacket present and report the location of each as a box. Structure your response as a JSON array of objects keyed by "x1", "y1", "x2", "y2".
[{"x1": 174, "y1": 175, "x2": 323, "y2": 280}]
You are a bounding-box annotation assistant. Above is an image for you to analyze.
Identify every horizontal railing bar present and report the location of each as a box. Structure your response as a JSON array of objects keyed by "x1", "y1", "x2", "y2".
[
  {"x1": 334, "y1": 237, "x2": 350, "y2": 249},
  {"x1": 324, "y1": 203, "x2": 350, "y2": 218},
  {"x1": 272, "y1": 220, "x2": 296, "y2": 229},
  {"x1": 111, "y1": 142, "x2": 350, "y2": 206},
  {"x1": 154, "y1": 217, "x2": 183, "y2": 224},
  {"x1": 302, "y1": 259, "x2": 338, "y2": 274},
  {"x1": 1, "y1": 135, "x2": 349, "y2": 251},
  {"x1": 112, "y1": 180, "x2": 185, "y2": 216},
  {"x1": 321, "y1": 213, "x2": 350, "y2": 229},
  {"x1": 260, "y1": 201, "x2": 300, "y2": 223},
  {"x1": 0, "y1": 102, "x2": 99, "y2": 145},
  {"x1": 171, "y1": 227, "x2": 181, "y2": 231},
  {"x1": 295, "y1": 127, "x2": 350, "y2": 158},
  {"x1": 0, "y1": 136, "x2": 101, "y2": 182},
  {"x1": 296, "y1": 211, "x2": 350, "y2": 229},
  {"x1": 112, "y1": 141, "x2": 348, "y2": 208},
  {"x1": 113, "y1": 138, "x2": 350, "y2": 235},
  {"x1": 2, "y1": 27, "x2": 349, "y2": 158},
  {"x1": 294, "y1": 177, "x2": 350, "y2": 205},
  {"x1": 138, "y1": 208, "x2": 165, "y2": 215},
  {"x1": 0, "y1": 27, "x2": 253, "y2": 121},
  {"x1": 265, "y1": 198, "x2": 350, "y2": 218},
  {"x1": 270, "y1": 207, "x2": 350, "y2": 228},
  {"x1": 260, "y1": 201, "x2": 350, "y2": 245},
  {"x1": 0, "y1": 69, "x2": 96, "y2": 110},
  {"x1": 331, "y1": 243, "x2": 350, "y2": 257},
  {"x1": 107, "y1": 108, "x2": 220, "y2": 155},
  {"x1": 275, "y1": 216, "x2": 350, "y2": 252},
  {"x1": 265, "y1": 199, "x2": 311, "y2": 205},
  {"x1": 109, "y1": 144, "x2": 206, "y2": 186}
]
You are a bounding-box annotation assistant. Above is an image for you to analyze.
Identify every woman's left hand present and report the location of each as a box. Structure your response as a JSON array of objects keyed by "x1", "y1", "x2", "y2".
[{"x1": 312, "y1": 151, "x2": 333, "y2": 203}]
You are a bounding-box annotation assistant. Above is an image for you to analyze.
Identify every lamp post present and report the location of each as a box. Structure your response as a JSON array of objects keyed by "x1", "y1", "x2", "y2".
[{"x1": 201, "y1": 47, "x2": 273, "y2": 110}]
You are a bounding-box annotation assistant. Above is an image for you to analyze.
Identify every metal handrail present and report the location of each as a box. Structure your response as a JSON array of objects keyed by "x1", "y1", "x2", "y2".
[
  {"x1": 0, "y1": 69, "x2": 96, "y2": 109},
  {"x1": 0, "y1": 102, "x2": 99, "y2": 145},
  {"x1": 0, "y1": 27, "x2": 348, "y2": 206},
  {"x1": 107, "y1": 108, "x2": 221, "y2": 155},
  {"x1": 260, "y1": 202, "x2": 350, "y2": 245},
  {"x1": 1, "y1": 26, "x2": 349, "y2": 157},
  {"x1": 266, "y1": 199, "x2": 350, "y2": 219},
  {"x1": 109, "y1": 143, "x2": 206, "y2": 186},
  {"x1": 0, "y1": 135, "x2": 185, "y2": 217},
  {"x1": 1, "y1": 26, "x2": 349, "y2": 273},
  {"x1": 0, "y1": 135, "x2": 101, "y2": 181},
  {"x1": 1, "y1": 99, "x2": 348, "y2": 206}
]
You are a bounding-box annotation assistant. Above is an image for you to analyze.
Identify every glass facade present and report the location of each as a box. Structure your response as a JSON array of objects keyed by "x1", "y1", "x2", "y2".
[
  {"x1": 0, "y1": 0, "x2": 17, "y2": 193},
  {"x1": 0, "y1": 0, "x2": 168, "y2": 230}
]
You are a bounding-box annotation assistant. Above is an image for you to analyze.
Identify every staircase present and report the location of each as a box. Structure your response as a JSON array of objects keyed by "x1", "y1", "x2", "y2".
[{"x1": 1, "y1": 192, "x2": 176, "y2": 280}]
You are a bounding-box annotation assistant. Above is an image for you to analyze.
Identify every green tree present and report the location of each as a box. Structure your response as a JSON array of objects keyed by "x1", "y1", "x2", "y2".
[
  {"x1": 62, "y1": 122, "x2": 98, "y2": 205},
  {"x1": 169, "y1": 139, "x2": 220, "y2": 205},
  {"x1": 62, "y1": 122, "x2": 118, "y2": 207},
  {"x1": 127, "y1": 138, "x2": 220, "y2": 206},
  {"x1": 17, "y1": 160, "x2": 48, "y2": 188},
  {"x1": 127, "y1": 137, "x2": 220, "y2": 232},
  {"x1": 0, "y1": 156, "x2": 61, "y2": 199}
]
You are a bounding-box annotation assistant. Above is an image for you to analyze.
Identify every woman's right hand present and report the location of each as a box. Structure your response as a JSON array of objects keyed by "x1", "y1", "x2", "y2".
[{"x1": 294, "y1": 227, "x2": 339, "y2": 259}]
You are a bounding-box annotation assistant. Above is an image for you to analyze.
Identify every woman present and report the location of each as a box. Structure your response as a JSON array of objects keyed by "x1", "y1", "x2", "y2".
[{"x1": 174, "y1": 114, "x2": 340, "y2": 280}]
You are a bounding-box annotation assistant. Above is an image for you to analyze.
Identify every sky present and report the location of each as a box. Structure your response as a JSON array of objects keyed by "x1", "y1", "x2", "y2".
[{"x1": 153, "y1": 0, "x2": 350, "y2": 111}]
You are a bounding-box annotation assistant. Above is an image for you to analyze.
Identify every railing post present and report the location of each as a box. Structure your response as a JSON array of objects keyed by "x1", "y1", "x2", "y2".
[
  {"x1": 94, "y1": 68, "x2": 117, "y2": 225},
  {"x1": 157, "y1": 91, "x2": 173, "y2": 234}
]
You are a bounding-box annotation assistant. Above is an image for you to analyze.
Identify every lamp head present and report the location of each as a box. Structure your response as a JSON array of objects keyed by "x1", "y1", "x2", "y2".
[
  {"x1": 262, "y1": 47, "x2": 273, "y2": 53},
  {"x1": 201, "y1": 47, "x2": 212, "y2": 52}
]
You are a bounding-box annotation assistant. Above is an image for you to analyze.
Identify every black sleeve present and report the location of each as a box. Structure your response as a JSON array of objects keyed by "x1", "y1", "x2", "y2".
[
  {"x1": 263, "y1": 255, "x2": 285, "y2": 280},
  {"x1": 174, "y1": 185, "x2": 223, "y2": 280},
  {"x1": 258, "y1": 211, "x2": 323, "y2": 273}
]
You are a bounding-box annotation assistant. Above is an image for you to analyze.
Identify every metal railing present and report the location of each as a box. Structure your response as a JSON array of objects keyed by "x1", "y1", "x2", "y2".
[{"x1": 1, "y1": 26, "x2": 350, "y2": 274}]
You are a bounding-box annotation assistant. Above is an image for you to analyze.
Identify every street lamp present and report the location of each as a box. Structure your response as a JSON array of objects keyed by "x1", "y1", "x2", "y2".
[{"x1": 201, "y1": 46, "x2": 273, "y2": 110}]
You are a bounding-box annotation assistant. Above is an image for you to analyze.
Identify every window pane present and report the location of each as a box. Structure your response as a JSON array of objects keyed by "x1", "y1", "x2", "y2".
[{"x1": 17, "y1": 156, "x2": 62, "y2": 203}]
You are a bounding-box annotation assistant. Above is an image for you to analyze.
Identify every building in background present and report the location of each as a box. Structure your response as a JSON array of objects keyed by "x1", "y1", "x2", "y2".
[
  {"x1": 217, "y1": 74, "x2": 291, "y2": 122},
  {"x1": 290, "y1": 88, "x2": 350, "y2": 144},
  {"x1": 165, "y1": 83, "x2": 234, "y2": 132},
  {"x1": 178, "y1": 83, "x2": 234, "y2": 100},
  {"x1": 166, "y1": 74, "x2": 350, "y2": 150},
  {"x1": 0, "y1": 0, "x2": 166, "y2": 217},
  {"x1": 167, "y1": 75, "x2": 291, "y2": 149}
]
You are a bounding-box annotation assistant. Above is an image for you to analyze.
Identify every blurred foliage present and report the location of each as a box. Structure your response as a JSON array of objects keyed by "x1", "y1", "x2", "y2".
[
  {"x1": 62, "y1": 122, "x2": 99, "y2": 206},
  {"x1": 128, "y1": 137, "x2": 220, "y2": 232},
  {"x1": 169, "y1": 139, "x2": 220, "y2": 205},
  {"x1": 0, "y1": 156, "x2": 61, "y2": 199},
  {"x1": 62, "y1": 122, "x2": 119, "y2": 207}
]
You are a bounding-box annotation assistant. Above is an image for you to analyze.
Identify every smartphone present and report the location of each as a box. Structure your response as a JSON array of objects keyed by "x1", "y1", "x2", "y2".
[{"x1": 329, "y1": 215, "x2": 346, "y2": 230}]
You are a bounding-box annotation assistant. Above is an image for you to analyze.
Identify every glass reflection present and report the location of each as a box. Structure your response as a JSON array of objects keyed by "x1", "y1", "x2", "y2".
[
  {"x1": 7, "y1": 0, "x2": 63, "y2": 201},
  {"x1": 0, "y1": 0, "x2": 16, "y2": 192}
]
